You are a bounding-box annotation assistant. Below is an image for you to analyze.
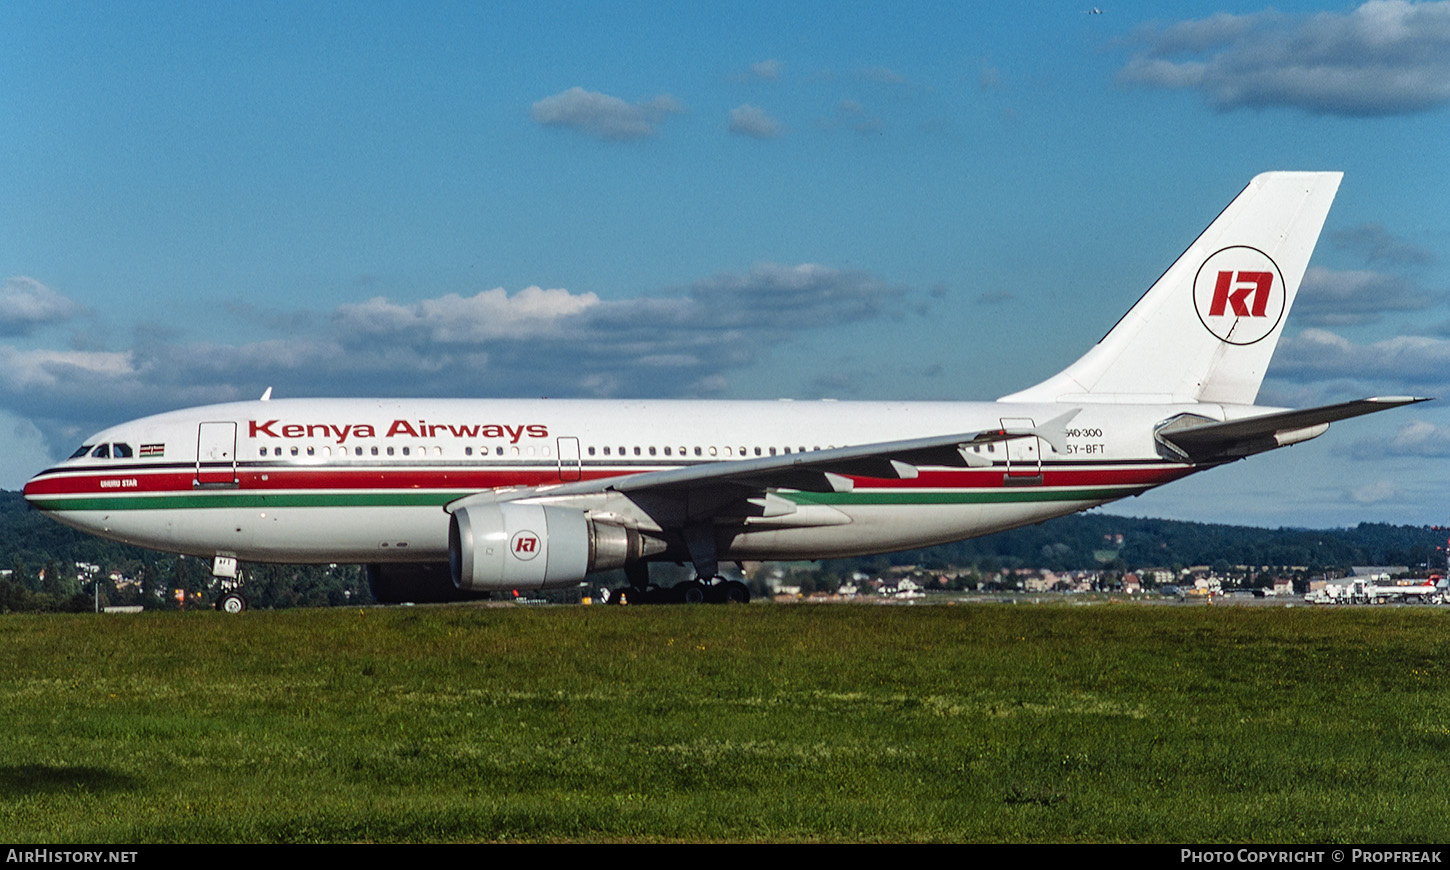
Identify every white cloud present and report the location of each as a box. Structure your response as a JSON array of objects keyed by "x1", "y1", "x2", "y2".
[
  {"x1": 0, "y1": 347, "x2": 135, "y2": 391},
  {"x1": 1331, "y1": 222, "x2": 1436, "y2": 266},
  {"x1": 1351, "y1": 419, "x2": 1450, "y2": 459},
  {"x1": 0, "y1": 277, "x2": 84, "y2": 336},
  {"x1": 979, "y1": 60, "x2": 1001, "y2": 91},
  {"x1": 1117, "y1": 1, "x2": 1450, "y2": 116},
  {"x1": 531, "y1": 87, "x2": 685, "y2": 140},
  {"x1": 1350, "y1": 479, "x2": 1399, "y2": 504},
  {"x1": 0, "y1": 409, "x2": 56, "y2": 490},
  {"x1": 728, "y1": 104, "x2": 782, "y2": 139},
  {"x1": 819, "y1": 100, "x2": 883, "y2": 134},
  {"x1": 335, "y1": 286, "x2": 600, "y2": 342},
  {"x1": 0, "y1": 264, "x2": 909, "y2": 459},
  {"x1": 747, "y1": 60, "x2": 781, "y2": 81},
  {"x1": 1267, "y1": 328, "x2": 1450, "y2": 403},
  {"x1": 1294, "y1": 266, "x2": 1437, "y2": 326}
]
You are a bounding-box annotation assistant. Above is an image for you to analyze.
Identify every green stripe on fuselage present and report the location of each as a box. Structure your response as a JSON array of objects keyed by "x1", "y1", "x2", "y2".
[
  {"x1": 31, "y1": 485, "x2": 1143, "y2": 512},
  {"x1": 788, "y1": 487, "x2": 1144, "y2": 505},
  {"x1": 29, "y1": 491, "x2": 460, "y2": 511}
]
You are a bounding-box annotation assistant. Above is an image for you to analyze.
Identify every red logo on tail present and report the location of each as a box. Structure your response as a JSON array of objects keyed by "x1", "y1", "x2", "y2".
[
  {"x1": 1208, "y1": 271, "x2": 1274, "y2": 317},
  {"x1": 1193, "y1": 247, "x2": 1285, "y2": 346}
]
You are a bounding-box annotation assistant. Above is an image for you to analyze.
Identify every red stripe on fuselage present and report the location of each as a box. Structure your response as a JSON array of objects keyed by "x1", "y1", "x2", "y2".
[{"x1": 23, "y1": 461, "x2": 1194, "y2": 498}]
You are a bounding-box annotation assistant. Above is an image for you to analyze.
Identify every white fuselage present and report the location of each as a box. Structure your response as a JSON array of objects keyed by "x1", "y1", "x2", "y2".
[{"x1": 22, "y1": 397, "x2": 1213, "y2": 565}]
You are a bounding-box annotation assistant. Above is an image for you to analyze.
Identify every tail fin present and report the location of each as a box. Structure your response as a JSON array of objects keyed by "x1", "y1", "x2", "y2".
[{"x1": 1001, "y1": 171, "x2": 1342, "y2": 405}]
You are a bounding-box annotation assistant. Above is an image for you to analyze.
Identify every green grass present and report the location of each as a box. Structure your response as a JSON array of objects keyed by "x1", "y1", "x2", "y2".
[{"x1": 3, "y1": 602, "x2": 1450, "y2": 842}]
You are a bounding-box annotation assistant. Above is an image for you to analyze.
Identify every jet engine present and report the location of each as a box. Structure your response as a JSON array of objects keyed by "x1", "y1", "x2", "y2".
[{"x1": 449, "y1": 502, "x2": 661, "y2": 591}]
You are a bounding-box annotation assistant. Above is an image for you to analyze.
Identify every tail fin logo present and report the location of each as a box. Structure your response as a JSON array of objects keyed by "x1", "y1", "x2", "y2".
[{"x1": 1192, "y1": 246, "x2": 1286, "y2": 345}]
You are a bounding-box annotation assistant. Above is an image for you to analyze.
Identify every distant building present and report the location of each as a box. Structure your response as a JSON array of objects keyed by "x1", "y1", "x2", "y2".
[{"x1": 1351, "y1": 566, "x2": 1409, "y2": 578}]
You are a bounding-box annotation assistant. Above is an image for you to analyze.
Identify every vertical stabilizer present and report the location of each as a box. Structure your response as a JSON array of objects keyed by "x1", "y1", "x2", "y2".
[{"x1": 1001, "y1": 172, "x2": 1342, "y2": 405}]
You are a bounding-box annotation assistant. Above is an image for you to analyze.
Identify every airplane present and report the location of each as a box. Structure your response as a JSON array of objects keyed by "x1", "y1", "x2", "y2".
[{"x1": 22, "y1": 172, "x2": 1426, "y2": 610}]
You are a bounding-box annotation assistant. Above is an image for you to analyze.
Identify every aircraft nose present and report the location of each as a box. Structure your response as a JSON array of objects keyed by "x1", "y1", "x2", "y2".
[{"x1": 22, "y1": 470, "x2": 51, "y2": 509}]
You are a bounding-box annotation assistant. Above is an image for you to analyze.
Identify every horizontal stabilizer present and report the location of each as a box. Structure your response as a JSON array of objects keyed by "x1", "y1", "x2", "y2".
[{"x1": 1155, "y1": 396, "x2": 1428, "y2": 463}]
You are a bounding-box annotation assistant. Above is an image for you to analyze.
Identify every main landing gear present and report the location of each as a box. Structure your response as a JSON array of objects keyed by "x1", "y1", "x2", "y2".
[
  {"x1": 604, "y1": 576, "x2": 751, "y2": 605},
  {"x1": 603, "y1": 560, "x2": 751, "y2": 605}
]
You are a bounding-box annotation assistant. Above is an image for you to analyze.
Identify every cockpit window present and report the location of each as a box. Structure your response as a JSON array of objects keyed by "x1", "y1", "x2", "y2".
[
  {"x1": 112, "y1": 443, "x2": 133, "y2": 458},
  {"x1": 90, "y1": 444, "x2": 111, "y2": 459},
  {"x1": 69, "y1": 445, "x2": 94, "y2": 459}
]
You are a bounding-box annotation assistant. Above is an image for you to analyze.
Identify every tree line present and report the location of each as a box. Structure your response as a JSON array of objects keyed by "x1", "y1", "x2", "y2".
[{"x1": 1, "y1": 490, "x2": 1442, "y2": 611}]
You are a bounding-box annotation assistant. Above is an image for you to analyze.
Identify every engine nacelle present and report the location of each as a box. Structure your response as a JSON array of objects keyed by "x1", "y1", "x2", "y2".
[{"x1": 449, "y1": 503, "x2": 657, "y2": 591}]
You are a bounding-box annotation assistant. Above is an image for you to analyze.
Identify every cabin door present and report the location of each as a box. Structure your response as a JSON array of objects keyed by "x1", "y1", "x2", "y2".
[
  {"x1": 557, "y1": 436, "x2": 582, "y2": 481},
  {"x1": 999, "y1": 417, "x2": 1042, "y2": 482},
  {"x1": 196, "y1": 422, "x2": 238, "y2": 486}
]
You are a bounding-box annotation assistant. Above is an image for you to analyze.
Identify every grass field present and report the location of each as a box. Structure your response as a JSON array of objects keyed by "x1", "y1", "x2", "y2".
[{"x1": 3, "y1": 600, "x2": 1449, "y2": 843}]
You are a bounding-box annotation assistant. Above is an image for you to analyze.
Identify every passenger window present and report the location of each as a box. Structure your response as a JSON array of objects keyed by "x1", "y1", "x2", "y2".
[{"x1": 290, "y1": 446, "x2": 299, "y2": 456}]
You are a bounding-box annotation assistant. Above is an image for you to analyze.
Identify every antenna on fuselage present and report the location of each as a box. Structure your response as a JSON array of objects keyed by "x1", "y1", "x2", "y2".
[{"x1": 260, "y1": 387, "x2": 273, "y2": 401}]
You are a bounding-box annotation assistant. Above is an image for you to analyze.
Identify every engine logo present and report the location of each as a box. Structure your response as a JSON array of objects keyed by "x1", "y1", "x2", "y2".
[{"x1": 510, "y1": 530, "x2": 541, "y2": 560}]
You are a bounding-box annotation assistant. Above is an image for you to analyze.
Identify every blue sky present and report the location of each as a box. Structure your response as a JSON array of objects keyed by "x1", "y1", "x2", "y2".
[{"x1": 4, "y1": 1, "x2": 1450, "y2": 528}]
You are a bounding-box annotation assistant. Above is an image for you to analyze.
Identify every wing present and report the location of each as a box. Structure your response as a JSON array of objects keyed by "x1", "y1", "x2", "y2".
[
  {"x1": 444, "y1": 408, "x2": 1080, "y2": 577},
  {"x1": 1154, "y1": 396, "x2": 1428, "y2": 463},
  {"x1": 446, "y1": 407, "x2": 1082, "y2": 507}
]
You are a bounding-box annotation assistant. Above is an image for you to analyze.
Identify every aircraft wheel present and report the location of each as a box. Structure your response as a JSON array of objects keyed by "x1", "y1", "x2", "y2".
[
  {"x1": 722, "y1": 580, "x2": 751, "y2": 604},
  {"x1": 217, "y1": 592, "x2": 248, "y2": 614},
  {"x1": 680, "y1": 582, "x2": 707, "y2": 604}
]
